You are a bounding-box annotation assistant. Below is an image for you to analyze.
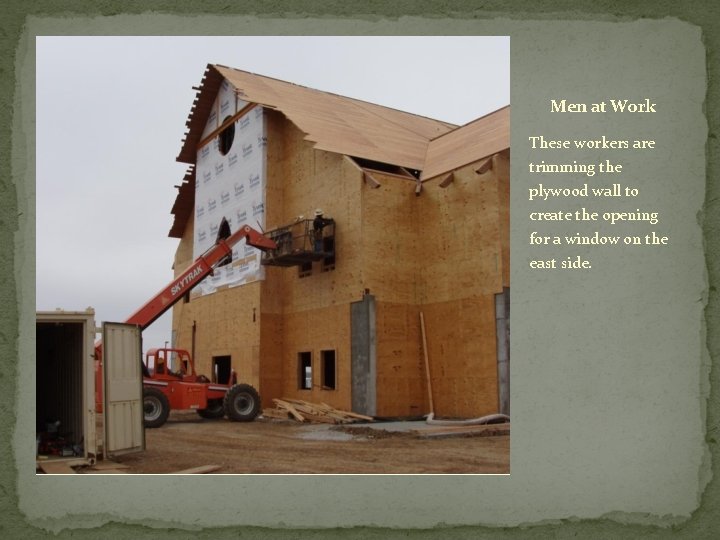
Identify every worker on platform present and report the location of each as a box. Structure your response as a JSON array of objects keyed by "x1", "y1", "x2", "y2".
[{"x1": 313, "y1": 209, "x2": 331, "y2": 252}]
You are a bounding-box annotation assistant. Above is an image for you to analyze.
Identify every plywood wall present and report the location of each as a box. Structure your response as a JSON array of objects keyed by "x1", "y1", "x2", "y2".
[
  {"x1": 416, "y1": 161, "x2": 505, "y2": 303},
  {"x1": 171, "y1": 102, "x2": 510, "y2": 419},
  {"x1": 258, "y1": 312, "x2": 283, "y2": 401},
  {"x1": 359, "y1": 171, "x2": 420, "y2": 304},
  {"x1": 256, "y1": 112, "x2": 363, "y2": 407},
  {"x1": 265, "y1": 111, "x2": 364, "y2": 311},
  {"x1": 172, "y1": 279, "x2": 263, "y2": 387},
  {"x1": 365, "y1": 158, "x2": 509, "y2": 418},
  {"x1": 421, "y1": 295, "x2": 500, "y2": 417},
  {"x1": 374, "y1": 301, "x2": 428, "y2": 417},
  {"x1": 495, "y1": 151, "x2": 511, "y2": 288},
  {"x1": 279, "y1": 303, "x2": 352, "y2": 410}
]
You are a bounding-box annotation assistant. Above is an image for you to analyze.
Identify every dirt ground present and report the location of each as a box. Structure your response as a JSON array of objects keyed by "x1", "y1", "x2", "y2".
[{"x1": 110, "y1": 411, "x2": 509, "y2": 474}]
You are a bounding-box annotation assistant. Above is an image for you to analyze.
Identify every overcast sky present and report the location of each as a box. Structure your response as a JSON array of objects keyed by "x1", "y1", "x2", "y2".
[{"x1": 35, "y1": 36, "x2": 510, "y2": 353}]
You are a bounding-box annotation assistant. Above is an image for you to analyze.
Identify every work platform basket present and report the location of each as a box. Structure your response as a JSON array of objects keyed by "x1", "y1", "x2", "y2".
[{"x1": 261, "y1": 218, "x2": 335, "y2": 268}]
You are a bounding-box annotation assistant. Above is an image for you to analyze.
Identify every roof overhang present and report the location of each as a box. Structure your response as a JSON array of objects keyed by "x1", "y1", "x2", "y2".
[{"x1": 420, "y1": 106, "x2": 510, "y2": 181}]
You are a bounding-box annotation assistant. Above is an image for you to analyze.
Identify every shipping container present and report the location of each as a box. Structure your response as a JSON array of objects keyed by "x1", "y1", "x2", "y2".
[{"x1": 36, "y1": 309, "x2": 144, "y2": 469}]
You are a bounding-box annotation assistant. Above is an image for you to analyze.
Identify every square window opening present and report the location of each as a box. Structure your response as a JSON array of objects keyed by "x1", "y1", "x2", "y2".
[{"x1": 299, "y1": 261, "x2": 312, "y2": 278}]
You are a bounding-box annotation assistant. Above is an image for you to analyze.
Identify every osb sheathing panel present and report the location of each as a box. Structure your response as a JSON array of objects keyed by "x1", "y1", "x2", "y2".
[
  {"x1": 494, "y1": 152, "x2": 511, "y2": 287},
  {"x1": 374, "y1": 297, "x2": 500, "y2": 418},
  {"x1": 421, "y1": 295, "x2": 499, "y2": 418},
  {"x1": 374, "y1": 301, "x2": 429, "y2": 417},
  {"x1": 365, "y1": 161, "x2": 507, "y2": 417},
  {"x1": 417, "y1": 160, "x2": 504, "y2": 303},
  {"x1": 258, "y1": 113, "x2": 361, "y2": 408},
  {"x1": 360, "y1": 172, "x2": 420, "y2": 304},
  {"x1": 259, "y1": 312, "x2": 283, "y2": 402},
  {"x1": 280, "y1": 304, "x2": 352, "y2": 410},
  {"x1": 267, "y1": 112, "x2": 364, "y2": 312}
]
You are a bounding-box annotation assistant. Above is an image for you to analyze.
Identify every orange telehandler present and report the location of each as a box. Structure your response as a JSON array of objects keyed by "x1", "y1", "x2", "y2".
[
  {"x1": 140, "y1": 347, "x2": 252, "y2": 428},
  {"x1": 94, "y1": 224, "x2": 277, "y2": 428}
]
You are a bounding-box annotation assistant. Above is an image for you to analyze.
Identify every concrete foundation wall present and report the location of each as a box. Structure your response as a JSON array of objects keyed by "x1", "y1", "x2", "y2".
[{"x1": 351, "y1": 294, "x2": 376, "y2": 416}]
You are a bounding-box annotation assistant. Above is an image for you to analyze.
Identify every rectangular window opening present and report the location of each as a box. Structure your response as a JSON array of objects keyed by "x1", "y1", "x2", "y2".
[
  {"x1": 298, "y1": 351, "x2": 312, "y2": 390},
  {"x1": 212, "y1": 355, "x2": 232, "y2": 384},
  {"x1": 321, "y1": 350, "x2": 336, "y2": 390}
]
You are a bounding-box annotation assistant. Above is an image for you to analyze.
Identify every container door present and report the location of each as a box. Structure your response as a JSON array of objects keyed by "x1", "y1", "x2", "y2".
[{"x1": 103, "y1": 322, "x2": 145, "y2": 457}]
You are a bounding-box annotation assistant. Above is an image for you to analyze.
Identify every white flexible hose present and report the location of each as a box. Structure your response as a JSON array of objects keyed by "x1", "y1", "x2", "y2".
[{"x1": 425, "y1": 412, "x2": 510, "y2": 426}]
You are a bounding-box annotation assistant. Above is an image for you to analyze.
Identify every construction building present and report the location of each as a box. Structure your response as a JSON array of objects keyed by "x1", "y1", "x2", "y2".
[{"x1": 168, "y1": 64, "x2": 509, "y2": 419}]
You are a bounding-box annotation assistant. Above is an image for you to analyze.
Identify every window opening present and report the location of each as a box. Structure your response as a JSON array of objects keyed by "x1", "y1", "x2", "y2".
[
  {"x1": 322, "y1": 236, "x2": 335, "y2": 272},
  {"x1": 218, "y1": 116, "x2": 235, "y2": 156},
  {"x1": 212, "y1": 356, "x2": 232, "y2": 384},
  {"x1": 299, "y1": 261, "x2": 312, "y2": 278},
  {"x1": 215, "y1": 217, "x2": 232, "y2": 267},
  {"x1": 321, "y1": 350, "x2": 337, "y2": 390},
  {"x1": 298, "y1": 352, "x2": 312, "y2": 390}
]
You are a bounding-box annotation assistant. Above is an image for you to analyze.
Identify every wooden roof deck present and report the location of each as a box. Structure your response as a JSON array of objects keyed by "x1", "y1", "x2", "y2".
[
  {"x1": 170, "y1": 64, "x2": 509, "y2": 238},
  {"x1": 177, "y1": 64, "x2": 456, "y2": 170}
]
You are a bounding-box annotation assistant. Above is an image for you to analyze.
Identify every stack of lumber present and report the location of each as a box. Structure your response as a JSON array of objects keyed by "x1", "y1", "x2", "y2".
[{"x1": 263, "y1": 398, "x2": 374, "y2": 424}]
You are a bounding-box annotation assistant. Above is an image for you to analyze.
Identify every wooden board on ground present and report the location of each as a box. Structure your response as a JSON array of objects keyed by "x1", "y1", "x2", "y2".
[
  {"x1": 272, "y1": 399, "x2": 306, "y2": 422},
  {"x1": 262, "y1": 408, "x2": 293, "y2": 420},
  {"x1": 265, "y1": 398, "x2": 375, "y2": 424}
]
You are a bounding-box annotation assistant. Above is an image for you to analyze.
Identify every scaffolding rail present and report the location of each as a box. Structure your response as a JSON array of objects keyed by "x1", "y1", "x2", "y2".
[{"x1": 261, "y1": 218, "x2": 335, "y2": 268}]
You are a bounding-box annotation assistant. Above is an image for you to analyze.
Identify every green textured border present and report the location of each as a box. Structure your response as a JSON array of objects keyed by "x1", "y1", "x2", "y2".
[{"x1": 2, "y1": 1, "x2": 718, "y2": 538}]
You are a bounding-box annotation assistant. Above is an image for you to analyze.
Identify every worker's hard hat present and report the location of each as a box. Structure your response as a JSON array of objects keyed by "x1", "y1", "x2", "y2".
[{"x1": 314, "y1": 209, "x2": 323, "y2": 216}]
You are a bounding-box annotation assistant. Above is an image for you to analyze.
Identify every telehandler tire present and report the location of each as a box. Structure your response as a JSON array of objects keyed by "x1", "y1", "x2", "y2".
[
  {"x1": 197, "y1": 399, "x2": 225, "y2": 419},
  {"x1": 224, "y1": 383, "x2": 261, "y2": 422},
  {"x1": 143, "y1": 387, "x2": 170, "y2": 428}
]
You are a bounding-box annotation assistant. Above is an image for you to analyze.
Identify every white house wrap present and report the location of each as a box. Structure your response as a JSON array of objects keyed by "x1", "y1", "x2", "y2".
[{"x1": 193, "y1": 80, "x2": 266, "y2": 297}]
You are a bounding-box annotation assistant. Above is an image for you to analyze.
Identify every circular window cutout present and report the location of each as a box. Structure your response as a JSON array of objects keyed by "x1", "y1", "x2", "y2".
[{"x1": 218, "y1": 116, "x2": 235, "y2": 155}]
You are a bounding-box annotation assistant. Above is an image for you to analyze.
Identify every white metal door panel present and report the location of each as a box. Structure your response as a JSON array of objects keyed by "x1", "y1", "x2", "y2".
[{"x1": 103, "y1": 322, "x2": 145, "y2": 457}]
